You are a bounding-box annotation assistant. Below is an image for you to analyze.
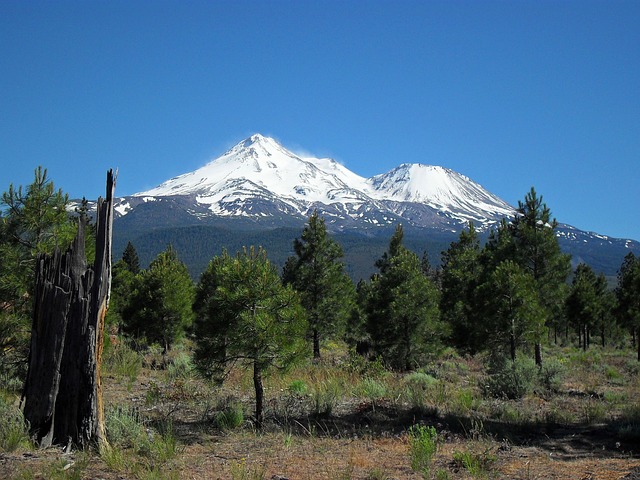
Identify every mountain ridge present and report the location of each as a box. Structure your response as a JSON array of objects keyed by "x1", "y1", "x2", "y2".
[
  {"x1": 98, "y1": 133, "x2": 638, "y2": 279},
  {"x1": 120, "y1": 133, "x2": 515, "y2": 230}
]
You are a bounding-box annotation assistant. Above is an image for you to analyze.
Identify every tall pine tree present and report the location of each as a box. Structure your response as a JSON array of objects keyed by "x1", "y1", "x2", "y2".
[
  {"x1": 284, "y1": 211, "x2": 354, "y2": 359},
  {"x1": 193, "y1": 247, "x2": 307, "y2": 429},
  {"x1": 616, "y1": 252, "x2": 640, "y2": 360},
  {"x1": 504, "y1": 188, "x2": 571, "y2": 365},
  {"x1": 440, "y1": 222, "x2": 483, "y2": 354},
  {"x1": 366, "y1": 226, "x2": 442, "y2": 370}
]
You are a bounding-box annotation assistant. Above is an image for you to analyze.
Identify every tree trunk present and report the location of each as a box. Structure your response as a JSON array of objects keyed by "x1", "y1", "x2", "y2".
[
  {"x1": 313, "y1": 327, "x2": 320, "y2": 360},
  {"x1": 534, "y1": 342, "x2": 542, "y2": 367},
  {"x1": 582, "y1": 324, "x2": 587, "y2": 352},
  {"x1": 510, "y1": 320, "x2": 516, "y2": 363},
  {"x1": 22, "y1": 170, "x2": 115, "y2": 449},
  {"x1": 253, "y1": 360, "x2": 264, "y2": 430},
  {"x1": 637, "y1": 328, "x2": 640, "y2": 362}
]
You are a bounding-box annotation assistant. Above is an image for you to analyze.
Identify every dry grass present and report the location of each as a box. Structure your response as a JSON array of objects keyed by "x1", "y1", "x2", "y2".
[{"x1": 1, "y1": 342, "x2": 639, "y2": 479}]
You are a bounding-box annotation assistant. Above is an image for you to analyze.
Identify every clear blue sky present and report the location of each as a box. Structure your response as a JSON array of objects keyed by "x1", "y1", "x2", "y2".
[{"x1": 1, "y1": 0, "x2": 638, "y2": 240}]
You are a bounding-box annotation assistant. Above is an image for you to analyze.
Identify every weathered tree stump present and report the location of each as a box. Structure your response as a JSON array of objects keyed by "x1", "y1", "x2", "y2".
[{"x1": 22, "y1": 170, "x2": 115, "y2": 449}]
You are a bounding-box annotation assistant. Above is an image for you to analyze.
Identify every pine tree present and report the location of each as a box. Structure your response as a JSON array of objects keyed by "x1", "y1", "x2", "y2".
[
  {"x1": 615, "y1": 252, "x2": 640, "y2": 360},
  {"x1": 193, "y1": 247, "x2": 307, "y2": 429},
  {"x1": 440, "y1": 222, "x2": 484, "y2": 354},
  {"x1": 123, "y1": 245, "x2": 194, "y2": 352},
  {"x1": 503, "y1": 188, "x2": 571, "y2": 365},
  {"x1": 284, "y1": 211, "x2": 354, "y2": 359},
  {"x1": 566, "y1": 263, "x2": 600, "y2": 351},
  {"x1": 366, "y1": 226, "x2": 442, "y2": 370},
  {"x1": 345, "y1": 279, "x2": 372, "y2": 356},
  {"x1": 122, "y1": 241, "x2": 141, "y2": 274},
  {"x1": 0, "y1": 167, "x2": 76, "y2": 383},
  {"x1": 482, "y1": 260, "x2": 545, "y2": 362}
]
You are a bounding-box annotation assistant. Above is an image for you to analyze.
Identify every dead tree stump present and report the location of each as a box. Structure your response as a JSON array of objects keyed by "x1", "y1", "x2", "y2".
[{"x1": 22, "y1": 170, "x2": 115, "y2": 449}]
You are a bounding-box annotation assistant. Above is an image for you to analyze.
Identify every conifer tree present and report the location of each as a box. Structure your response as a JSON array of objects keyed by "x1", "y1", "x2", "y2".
[
  {"x1": 440, "y1": 222, "x2": 484, "y2": 354},
  {"x1": 193, "y1": 247, "x2": 307, "y2": 428},
  {"x1": 123, "y1": 245, "x2": 194, "y2": 352},
  {"x1": 366, "y1": 226, "x2": 442, "y2": 370},
  {"x1": 482, "y1": 260, "x2": 545, "y2": 362},
  {"x1": 0, "y1": 167, "x2": 76, "y2": 382},
  {"x1": 284, "y1": 211, "x2": 354, "y2": 359},
  {"x1": 566, "y1": 263, "x2": 601, "y2": 351},
  {"x1": 122, "y1": 241, "x2": 141, "y2": 274},
  {"x1": 616, "y1": 252, "x2": 640, "y2": 360},
  {"x1": 495, "y1": 188, "x2": 571, "y2": 365}
]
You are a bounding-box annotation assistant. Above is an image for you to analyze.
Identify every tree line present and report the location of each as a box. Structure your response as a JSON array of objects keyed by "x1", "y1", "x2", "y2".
[{"x1": 1, "y1": 168, "x2": 640, "y2": 428}]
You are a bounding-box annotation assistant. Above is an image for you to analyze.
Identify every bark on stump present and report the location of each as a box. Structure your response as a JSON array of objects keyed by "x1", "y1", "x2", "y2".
[{"x1": 22, "y1": 170, "x2": 115, "y2": 449}]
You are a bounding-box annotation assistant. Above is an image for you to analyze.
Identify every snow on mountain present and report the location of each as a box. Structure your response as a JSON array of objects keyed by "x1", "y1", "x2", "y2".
[
  {"x1": 129, "y1": 133, "x2": 513, "y2": 229},
  {"x1": 367, "y1": 164, "x2": 513, "y2": 221},
  {"x1": 136, "y1": 134, "x2": 372, "y2": 211}
]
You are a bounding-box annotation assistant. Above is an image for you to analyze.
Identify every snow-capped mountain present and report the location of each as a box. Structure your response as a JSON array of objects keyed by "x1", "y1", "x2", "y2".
[
  {"x1": 120, "y1": 133, "x2": 514, "y2": 230},
  {"x1": 105, "y1": 133, "x2": 638, "y2": 278}
]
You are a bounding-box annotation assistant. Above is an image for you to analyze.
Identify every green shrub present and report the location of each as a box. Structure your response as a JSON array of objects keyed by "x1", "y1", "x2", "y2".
[
  {"x1": 403, "y1": 372, "x2": 438, "y2": 410},
  {"x1": 358, "y1": 377, "x2": 387, "y2": 404},
  {"x1": 104, "y1": 340, "x2": 143, "y2": 385},
  {"x1": 165, "y1": 351, "x2": 194, "y2": 381},
  {"x1": 0, "y1": 394, "x2": 30, "y2": 452},
  {"x1": 408, "y1": 424, "x2": 438, "y2": 477},
  {"x1": 215, "y1": 403, "x2": 245, "y2": 430},
  {"x1": 287, "y1": 379, "x2": 308, "y2": 395},
  {"x1": 346, "y1": 351, "x2": 387, "y2": 378},
  {"x1": 452, "y1": 387, "x2": 478, "y2": 414},
  {"x1": 105, "y1": 405, "x2": 147, "y2": 449},
  {"x1": 484, "y1": 357, "x2": 537, "y2": 400},
  {"x1": 537, "y1": 358, "x2": 566, "y2": 393},
  {"x1": 452, "y1": 448, "x2": 496, "y2": 479}
]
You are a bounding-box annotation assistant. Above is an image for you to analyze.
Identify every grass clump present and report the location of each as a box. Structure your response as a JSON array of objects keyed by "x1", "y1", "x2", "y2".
[
  {"x1": 403, "y1": 372, "x2": 438, "y2": 411},
  {"x1": 104, "y1": 340, "x2": 143, "y2": 386},
  {"x1": 358, "y1": 376, "x2": 388, "y2": 408},
  {"x1": 215, "y1": 402, "x2": 245, "y2": 430},
  {"x1": 287, "y1": 379, "x2": 308, "y2": 395},
  {"x1": 104, "y1": 405, "x2": 182, "y2": 476},
  {"x1": 165, "y1": 351, "x2": 194, "y2": 381},
  {"x1": 0, "y1": 393, "x2": 31, "y2": 452},
  {"x1": 484, "y1": 357, "x2": 537, "y2": 400},
  {"x1": 452, "y1": 447, "x2": 496, "y2": 479},
  {"x1": 407, "y1": 424, "x2": 439, "y2": 478},
  {"x1": 230, "y1": 457, "x2": 266, "y2": 480}
]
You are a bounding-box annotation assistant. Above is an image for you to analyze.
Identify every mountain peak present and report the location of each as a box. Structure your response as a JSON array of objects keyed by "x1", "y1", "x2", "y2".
[
  {"x1": 241, "y1": 133, "x2": 271, "y2": 147},
  {"x1": 133, "y1": 134, "x2": 514, "y2": 227}
]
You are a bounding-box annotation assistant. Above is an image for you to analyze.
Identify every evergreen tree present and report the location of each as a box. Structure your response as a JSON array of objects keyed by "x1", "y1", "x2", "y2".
[
  {"x1": 193, "y1": 247, "x2": 307, "y2": 429},
  {"x1": 1, "y1": 167, "x2": 76, "y2": 303},
  {"x1": 366, "y1": 227, "x2": 442, "y2": 370},
  {"x1": 106, "y1": 259, "x2": 137, "y2": 332},
  {"x1": 123, "y1": 245, "x2": 194, "y2": 352},
  {"x1": 0, "y1": 167, "x2": 76, "y2": 382},
  {"x1": 345, "y1": 279, "x2": 372, "y2": 356},
  {"x1": 566, "y1": 263, "x2": 600, "y2": 350},
  {"x1": 615, "y1": 252, "x2": 640, "y2": 360},
  {"x1": 440, "y1": 222, "x2": 484, "y2": 354},
  {"x1": 284, "y1": 211, "x2": 354, "y2": 359},
  {"x1": 500, "y1": 188, "x2": 571, "y2": 365},
  {"x1": 482, "y1": 260, "x2": 545, "y2": 362},
  {"x1": 122, "y1": 241, "x2": 141, "y2": 274},
  {"x1": 593, "y1": 273, "x2": 616, "y2": 348}
]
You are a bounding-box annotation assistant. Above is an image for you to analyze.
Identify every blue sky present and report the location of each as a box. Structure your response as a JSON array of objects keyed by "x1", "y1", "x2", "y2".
[{"x1": 1, "y1": 0, "x2": 638, "y2": 240}]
